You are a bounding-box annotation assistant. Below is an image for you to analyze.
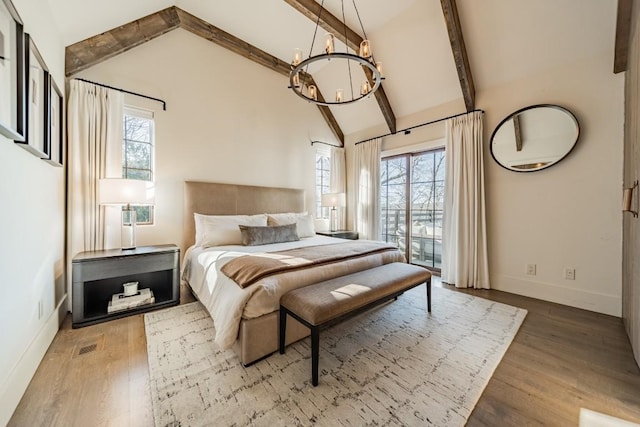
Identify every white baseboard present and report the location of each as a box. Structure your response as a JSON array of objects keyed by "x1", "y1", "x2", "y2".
[
  {"x1": 0, "y1": 295, "x2": 66, "y2": 426},
  {"x1": 491, "y1": 275, "x2": 621, "y2": 317}
]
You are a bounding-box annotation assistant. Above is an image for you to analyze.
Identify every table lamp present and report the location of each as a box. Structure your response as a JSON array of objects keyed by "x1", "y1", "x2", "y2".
[
  {"x1": 99, "y1": 178, "x2": 154, "y2": 249},
  {"x1": 321, "y1": 192, "x2": 346, "y2": 232}
]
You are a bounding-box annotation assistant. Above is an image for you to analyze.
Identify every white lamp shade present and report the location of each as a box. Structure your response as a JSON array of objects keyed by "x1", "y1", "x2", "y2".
[
  {"x1": 99, "y1": 178, "x2": 154, "y2": 205},
  {"x1": 321, "y1": 192, "x2": 346, "y2": 207}
]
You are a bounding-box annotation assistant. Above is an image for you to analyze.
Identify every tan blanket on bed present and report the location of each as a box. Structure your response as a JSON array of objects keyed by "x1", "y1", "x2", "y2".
[{"x1": 221, "y1": 241, "x2": 400, "y2": 288}]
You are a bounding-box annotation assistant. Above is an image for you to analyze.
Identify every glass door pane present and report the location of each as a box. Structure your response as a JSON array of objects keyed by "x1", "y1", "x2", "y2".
[
  {"x1": 410, "y1": 152, "x2": 433, "y2": 267},
  {"x1": 433, "y1": 150, "x2": 445, "y2": 269},
  {"x1": 380, "y1": 156, "x2": 408, "y2": 255},
  {"x1": 381, "y1": 148, "x2": 444, "y2": 270}
]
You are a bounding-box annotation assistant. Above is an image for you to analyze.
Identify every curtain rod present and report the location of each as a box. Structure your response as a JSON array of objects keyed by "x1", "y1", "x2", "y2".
[
  {"x1": 355, "y1": 109, "x2": 484, "y2": 145},
  {"x1": 310, "y1": 140, "x2": 343, "y2": 148},
  {"x1": 73, "y1": 78, "x2": 167, "y2": 111}
]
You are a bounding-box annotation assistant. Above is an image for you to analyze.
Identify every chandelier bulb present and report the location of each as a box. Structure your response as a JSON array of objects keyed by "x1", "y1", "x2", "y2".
[
  {"x1": 325, "y1": 33, "x2": 335, "y2": 55},
  {"x1": 360, "y1": 80, "x2": 371, "y2": 96},
  {"x1": 360, "y1": 40, "x2": 372, "y2": 58},
  {"x1": 336, "y1": 89, "x2": 343, "y2": 103},
  {"x1": 376, "y1": 62, "x2": 383, "y2": 78},
  {"x1": 292, "y1": 73, "x2": 300, "y2": 88},
  {"x1": 292, "y1": 48, "x2": 302, "y2": 66},
  {"x1": 308, "y1": 85, "x2": 318, "y2": 101}
]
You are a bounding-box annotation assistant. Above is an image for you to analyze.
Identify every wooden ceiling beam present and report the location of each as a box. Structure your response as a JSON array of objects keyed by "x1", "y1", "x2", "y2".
[
  {"x1": 284, "y1": 0, "x2": 397, "y2": 134},
  {"x1": 440, "y1": 0, "x2": 476, "y2": 112},
  {"x1": 64, "y1": 6, "x2": 345, "y2": 144},
  {"x1": 65, "y1": 7, "x2": 180, "y2": 77},
  {"x1": 176, "y1": 8, "x2": 292, "y2": 76},
  {"x1": 614, "y1": 0, "x2": 633, "y2": 73},
  {"x1": 284, "y1": 0, "x2": 361, "y2": 51}
]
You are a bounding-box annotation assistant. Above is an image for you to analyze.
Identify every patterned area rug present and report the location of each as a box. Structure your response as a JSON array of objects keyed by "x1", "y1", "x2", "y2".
[{"x1": 145, "y1": 286, "x2": 526, "y2": 427}]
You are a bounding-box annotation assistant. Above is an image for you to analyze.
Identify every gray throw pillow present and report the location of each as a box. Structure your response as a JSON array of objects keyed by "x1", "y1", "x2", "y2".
[{"x1": 238, "y1": 223, "x2": 300, "y2": 246}]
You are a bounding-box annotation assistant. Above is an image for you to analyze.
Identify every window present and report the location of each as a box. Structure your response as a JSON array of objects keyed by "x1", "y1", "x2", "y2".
[
  {"x1": 315, "y1": 150, "x2": 331, "y2": 218},
  {"x1": 122, "y1": 108, "x2": 154, "y2": 224},
  {"x1": 381, "y1": 148, "x2": 445, "y2": 270}
]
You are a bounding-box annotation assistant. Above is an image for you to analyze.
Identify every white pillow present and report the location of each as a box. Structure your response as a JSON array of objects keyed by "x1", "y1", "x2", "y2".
[
  {"x1": 267, "y1": 212, "x2": 315, "y2": 238},
  {"x1": 266, "y1": 212, "x2": 307, "y2": 226},
  {"x1": 195, "y1": 213, "x2": 268, "y2": 247},
  {"x1": 296, "y1": 213, "x2": 316, "y2": 238}
]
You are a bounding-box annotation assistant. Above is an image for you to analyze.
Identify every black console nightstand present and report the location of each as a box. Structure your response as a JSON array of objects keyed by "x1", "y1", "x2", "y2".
[
  {"x1": 316, "y1": 230, "x2": 359, "y2": 240},
  {"x1": 72, "y1": 244, "x2": 180, "y2": 328}
]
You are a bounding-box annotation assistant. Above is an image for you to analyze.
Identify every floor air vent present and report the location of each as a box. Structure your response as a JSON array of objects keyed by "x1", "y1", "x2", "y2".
[
  {"x1": 78, "y1": 343, "x2": 98, "y2": 355},
  {"x1": 72, "y1": 334, "x2": 105, "y2": 358}
]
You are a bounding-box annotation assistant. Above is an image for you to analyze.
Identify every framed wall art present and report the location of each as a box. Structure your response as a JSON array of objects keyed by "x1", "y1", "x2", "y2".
[
  {"x1": 16, "y1": 33, "x2": 49, "y2": 158},
  {"x1": 45, "y1": 77, "x2": 63, "y2": 166},
  {"x1": 0, "y1": 0, "x2": 25, "y2": 141}
]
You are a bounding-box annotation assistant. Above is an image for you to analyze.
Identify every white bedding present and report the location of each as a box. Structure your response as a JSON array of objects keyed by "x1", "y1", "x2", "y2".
[{"x1": 182, "y1": 236, "x2": 405, "y2": 349}]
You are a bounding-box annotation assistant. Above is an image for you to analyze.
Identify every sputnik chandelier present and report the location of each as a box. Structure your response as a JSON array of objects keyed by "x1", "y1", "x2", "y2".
[{"x1": 288, "y1": 0, "x2": 384, "y2": 106}]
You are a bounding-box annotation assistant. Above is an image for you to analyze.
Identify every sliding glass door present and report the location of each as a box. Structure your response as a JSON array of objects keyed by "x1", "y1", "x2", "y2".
[
  {"x1": 380, "y1": 148, "x2": 445, "y2": 270},
  {"x1": 380, "y1": 156, "x2": 407, "y2": 248}
]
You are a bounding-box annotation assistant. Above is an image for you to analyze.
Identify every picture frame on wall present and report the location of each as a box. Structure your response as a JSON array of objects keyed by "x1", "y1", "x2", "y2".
[
  {"x1": 16, "y1": 33, "x2": 49, "y2": 158},
  {"x1": 0, "y1": 0, "x2": 25, "y2": 142},
  {"x1": 45, "y1": 78, "x2": 63, "y2": 166}
]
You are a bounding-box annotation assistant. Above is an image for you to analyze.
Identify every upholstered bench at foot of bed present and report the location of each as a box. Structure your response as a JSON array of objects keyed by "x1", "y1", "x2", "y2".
[{"x1": 279, "y1": 262, "x2": 432, "y2": 386}]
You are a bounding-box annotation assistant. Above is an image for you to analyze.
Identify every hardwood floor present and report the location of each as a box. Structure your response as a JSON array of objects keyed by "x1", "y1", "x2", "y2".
[
  {"x1": 9, "y1": 281, "x2": 640, "y2": 426},
  {"x1": 457, "y1": 285, "x2": 640, "y2": 426}
]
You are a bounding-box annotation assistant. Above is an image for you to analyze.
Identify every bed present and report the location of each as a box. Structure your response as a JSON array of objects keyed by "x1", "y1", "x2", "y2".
[{"x1": 181, "y1": 181, "x2": 405, "y2": 365}]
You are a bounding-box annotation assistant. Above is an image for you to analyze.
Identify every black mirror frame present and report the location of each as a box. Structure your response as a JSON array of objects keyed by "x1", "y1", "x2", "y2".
[{"x1": 490, "y1": 104, "x2": 580, "y2": 173}]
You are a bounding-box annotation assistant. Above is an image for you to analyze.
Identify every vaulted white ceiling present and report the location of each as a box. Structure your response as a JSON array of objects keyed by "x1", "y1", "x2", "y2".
[{"x1": 47, "y1": 0, "x2": 618, "y2": 137}]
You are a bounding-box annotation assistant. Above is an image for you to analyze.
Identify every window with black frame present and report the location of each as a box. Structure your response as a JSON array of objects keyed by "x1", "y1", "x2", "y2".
[
  {"x1": 315, "y1": 150, "x2": 331, "y2": 219},
  {"x1": 122, "y1": 108, "x2": 155, "y2": 224}
]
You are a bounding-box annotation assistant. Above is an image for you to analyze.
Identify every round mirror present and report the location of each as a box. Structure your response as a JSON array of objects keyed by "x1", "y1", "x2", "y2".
[{"x1": 490, "y1": 104, "x2": 579, "y2": 172}]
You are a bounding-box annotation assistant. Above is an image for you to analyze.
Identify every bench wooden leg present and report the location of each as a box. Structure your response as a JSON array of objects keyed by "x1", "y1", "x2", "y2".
[
  {"x1": 311, "y1": 327, "x2": 319, "y2": 386},
  {"x1": 427, "y1": 279, "x2": 431, "y2": 312},
  {"x1": 279, "y1": 308, "x2": 287, "y2": 354}
]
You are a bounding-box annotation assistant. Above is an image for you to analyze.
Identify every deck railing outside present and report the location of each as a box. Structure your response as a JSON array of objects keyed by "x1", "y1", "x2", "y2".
[{"x1": 381, "y1": 208, "x2": 443, "y2": 269}]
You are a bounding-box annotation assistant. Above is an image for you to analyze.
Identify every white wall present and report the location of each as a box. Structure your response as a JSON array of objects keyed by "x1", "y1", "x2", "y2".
[
  {"x1": 74, "y1": 28, "x2": 338, "y2": 254},
  {"x1": 346, "y1": 51, "x2": 624, "y2": 317},
  {"x1": 481, "y1": 52, "x2": 624, "y2": 317},
  {"x1": 0, "y1": 0, "x2": 66, "y2": 424}
]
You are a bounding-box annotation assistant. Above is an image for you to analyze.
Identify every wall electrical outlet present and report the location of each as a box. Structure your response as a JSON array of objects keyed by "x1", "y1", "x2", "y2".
[
  {"x1": 526, "y1": 263, "x2": 536, "y2": 275},
  {"x1": 564, "y1": 268, "x2": 576, "y2": 280}
]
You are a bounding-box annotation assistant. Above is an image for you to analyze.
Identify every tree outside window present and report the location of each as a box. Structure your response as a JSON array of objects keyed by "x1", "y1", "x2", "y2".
[
  {"x1": 123, "y1": 110, "x2": 154, "y2": 224},
  {"x1": 315, "y1": 151, "x2": 331, "y2": 218},
  {"x1": 381, "y1": 148, "x2": 445, "y2": 270}
]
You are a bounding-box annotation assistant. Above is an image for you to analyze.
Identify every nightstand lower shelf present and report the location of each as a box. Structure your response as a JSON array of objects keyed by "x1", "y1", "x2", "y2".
[
  {"x1": 72, "y1": 245, "x2": 180, "y2": 328},
  {"x1": 80, "y1": 270, "x2": 176, "y2": 327}
]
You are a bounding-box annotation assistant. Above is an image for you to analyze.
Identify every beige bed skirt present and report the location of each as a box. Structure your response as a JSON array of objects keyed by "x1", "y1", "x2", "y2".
[{"x1": 233, "y1": 310, "x2": 310, "y2": 365}]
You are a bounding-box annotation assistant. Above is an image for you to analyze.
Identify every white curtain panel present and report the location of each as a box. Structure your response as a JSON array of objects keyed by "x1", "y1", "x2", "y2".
[
  {"x1": 67, "y1": 80, "x2": 123, "y2": 306},
  {"x1": 354, "y1": 138, "x2": 382, "y2": 240},
  {"x1": 442, "y1": 111, "x2": 490, "y2": 289},
  {"x1": 330, "y1": 146, "x2": 346, "y2": 230}
]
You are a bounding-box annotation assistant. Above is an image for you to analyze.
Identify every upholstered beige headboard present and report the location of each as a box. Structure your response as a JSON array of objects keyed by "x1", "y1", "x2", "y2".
[{"x1": 182, "y1": 181, "x2": 305, "y2": 253}]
